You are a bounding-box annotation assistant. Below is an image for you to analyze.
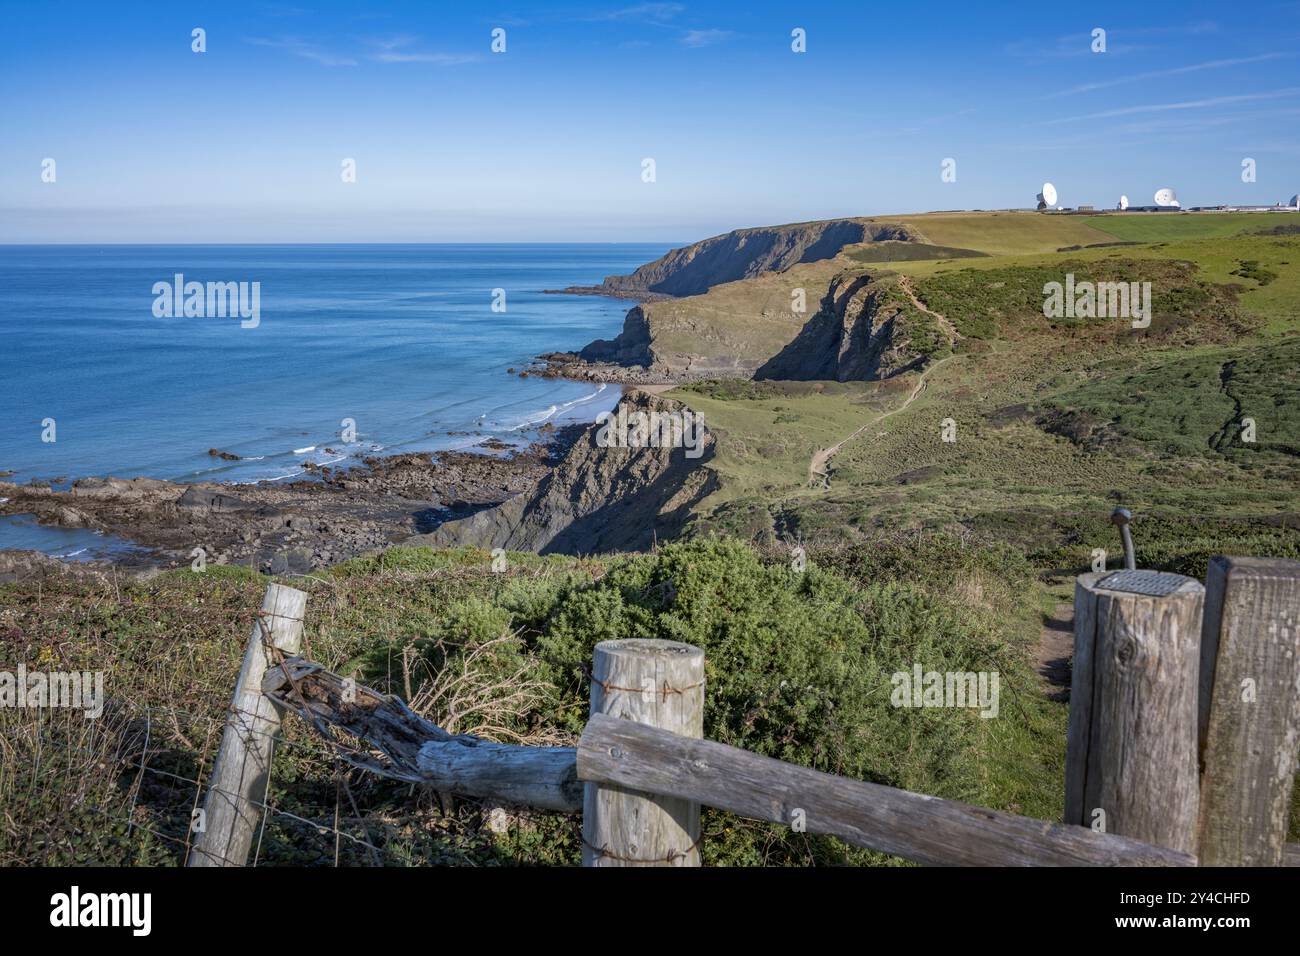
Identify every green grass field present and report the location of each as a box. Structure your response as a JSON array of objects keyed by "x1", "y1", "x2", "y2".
[
  {"x1": 885, "y1": 211, "x2": 1116, "y2": 256},
  {"x1": 1085, "y1": 211, "x2": 1290, "y2": 242},
  {"x1": 888, "y1": 231, "x2": 1300, "y2": 333}
]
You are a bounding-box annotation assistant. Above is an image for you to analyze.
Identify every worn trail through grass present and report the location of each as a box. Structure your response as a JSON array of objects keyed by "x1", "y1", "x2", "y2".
[
  {"x1": 807, "y1": 354, "x2": 953, "y2": 489},
  {"x1": 898, "y1": 274, "x2": 961, "y2": 344}
]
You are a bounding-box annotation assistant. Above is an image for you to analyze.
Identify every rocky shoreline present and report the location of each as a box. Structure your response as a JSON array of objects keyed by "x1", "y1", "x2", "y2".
[
  {"x1": 0, "y1": 425, "x2": 585, "y2": 580},
  {"x1": 541, "y1": 285, "x2": 672, "y2": 302},
  {"x1": 526, "y1": 351, "x2": 750, "y2": 386},
  {"x1": 528, "y1": 351, "x2": 677, "y2": 385}
]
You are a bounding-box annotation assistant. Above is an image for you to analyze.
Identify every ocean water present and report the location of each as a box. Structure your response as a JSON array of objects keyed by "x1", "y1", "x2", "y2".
[
  {"x1": 0, "y1": 513, "x2": 148, "y2": 561},
  {"x1": 0, "y1": 244, "x2": 669, "y2": 488}
]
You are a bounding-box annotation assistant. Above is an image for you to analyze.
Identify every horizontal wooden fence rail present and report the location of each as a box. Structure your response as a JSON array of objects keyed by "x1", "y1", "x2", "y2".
[{"x1": 576, "y1": 713, "x2": 1194, "y2": 867}]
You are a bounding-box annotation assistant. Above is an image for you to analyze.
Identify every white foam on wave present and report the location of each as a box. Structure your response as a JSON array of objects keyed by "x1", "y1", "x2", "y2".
[
  {"x1": 503, "y1": 383, "x2": 611, "y2": 432},
  {"x1": 293, "y1": 446, "x2": 316, "y2": 455},
  {"x1": 551, "y1": 382, "x2": 605, "y2": 408},
  {"x1": 506, "y1": 404, "x2": 560, "y2": 430},
  {"x1": 560, "y1": 382, "x2": 608, "y2": 410}
]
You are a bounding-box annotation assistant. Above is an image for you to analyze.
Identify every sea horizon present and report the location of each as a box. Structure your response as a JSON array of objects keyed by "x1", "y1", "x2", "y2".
[{"x1": 0, "y1": 241, "x2": 686, "y2": 246}]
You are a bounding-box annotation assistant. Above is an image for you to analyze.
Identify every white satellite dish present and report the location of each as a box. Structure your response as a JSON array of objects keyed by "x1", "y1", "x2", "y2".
[
  {"x1": 1154, "y1": 187, "x2": 1180, "y2": 208},
  {"x1": 1037, "y1": 182, "x2": 1058, "y2": 208},
  {"x1": 1119, "y1": 195, "x2": 1129, "y2": 210}
]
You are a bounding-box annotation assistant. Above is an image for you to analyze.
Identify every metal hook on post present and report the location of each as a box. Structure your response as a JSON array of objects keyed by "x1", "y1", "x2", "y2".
[{"x1": 1110, "y1": 507, "x2": 1136, "y2": 571}]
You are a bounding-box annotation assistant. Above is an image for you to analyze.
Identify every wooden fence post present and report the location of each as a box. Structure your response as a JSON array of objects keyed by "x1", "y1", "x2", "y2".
[
  {"x1": 581, "y1": 639, "x2": 704, "y2": 867},
  {"x1": 1196, "y1": 556, "x2": 1300, "y2": 865},
  {"x1": 1065, "y1": 571, "x2": 1204, "y2": 854},
  {"x1": 189, "y1": 583, "x2": 307, "y2": 867}
]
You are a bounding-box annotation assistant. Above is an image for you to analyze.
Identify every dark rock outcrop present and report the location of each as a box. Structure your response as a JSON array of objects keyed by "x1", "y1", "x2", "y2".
[
  {"x1": 578, "y1": 306, "x2": 654, "y2": 367},
  {"x1": 178, "y1": 487, "x2": 254, "y2": 513},
  {"x1": 409, "y1": 391, "x2": 718, "y2": 555},
  {"x1": 0, "y1": 550, "x2": 116, "y2": 584}
]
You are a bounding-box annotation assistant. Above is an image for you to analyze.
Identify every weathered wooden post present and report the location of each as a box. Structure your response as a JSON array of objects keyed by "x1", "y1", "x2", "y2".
[
  {"x1": 580, "y1": 639, "x2": 704, "y2": 867},
  {"x1": 189, "y1": 583, "x2": 307, "y2": 867},
  {"x1": 1196, "y1": 556, "x2": 1300, "y2": 865},
  {"x1": 1065, "y1": 570, "x2": 1204, "y2": 854}
]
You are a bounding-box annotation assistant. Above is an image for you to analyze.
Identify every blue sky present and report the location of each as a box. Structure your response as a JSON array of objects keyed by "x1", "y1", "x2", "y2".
[{"x1": 2, "y1": 0, "x2": 1298, "y2": 242}]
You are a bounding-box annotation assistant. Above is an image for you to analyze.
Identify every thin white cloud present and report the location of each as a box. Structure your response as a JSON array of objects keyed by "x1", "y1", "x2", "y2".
[
  {"x1": 1045, "y1": 87, "x2": 1300, "y2": 124},
  {"x1": 1007, "y1": 21, "x2": 1220, "y2": 61},
  {"x1": 246, "y1": 34, "x2": 477, "y2": 67},
  {"x1": 1004, "y1": 34, "x2": 1150, "y2": 60},
  {"x1": 365, "y1": 34, "x2": 421, "y2": 51},
  {"x1": 1044, "y1": 53, "x2": 1292, "y2": 98},
  {"x1": 374, "y1": 51, "x2": 479, "y2": 64},
  {"x1": 588, "y1": 3, "x2": 685, "y2": 23},
  {"x1": 365, "y1": 36, "x2": 478, "y2": 64},
  {"x1": 245, "y1": 36, "x2": 358, "y2": 66},
  {"x1": 682, "y1": 29, "x2": 731, "y2": 47}
]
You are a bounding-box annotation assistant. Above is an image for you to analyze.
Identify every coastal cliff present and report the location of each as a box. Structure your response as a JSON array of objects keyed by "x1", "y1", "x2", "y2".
[
  {"x1": 540, "y1": 216, "x2": 962, "y2": 384},
  {"x1": 546, "y1": 265, "x2": 952, "y2": 385},
  {"x1": 557, "y1": 218, "x2": 914, "y2": 298}
]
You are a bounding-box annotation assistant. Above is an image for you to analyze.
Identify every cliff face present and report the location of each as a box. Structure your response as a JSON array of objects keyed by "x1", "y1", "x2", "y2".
[
  {"x1": 579, "y1": 306, "x2": 654, "y2": 367},
  {"x1": 756, "y1": 274, "x2": 951, "y2": 381},
  {"x1": 588, "y1": 219, "x2": 913, "y2": 298},
  {"x1": 410, "y1": 391, "x2": 718, "y2": 555}
]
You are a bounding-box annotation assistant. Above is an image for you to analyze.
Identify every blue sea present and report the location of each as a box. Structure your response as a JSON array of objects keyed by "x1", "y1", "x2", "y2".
[{"x1": 0, "y1": 243, "x2": 669, "y2": 555}]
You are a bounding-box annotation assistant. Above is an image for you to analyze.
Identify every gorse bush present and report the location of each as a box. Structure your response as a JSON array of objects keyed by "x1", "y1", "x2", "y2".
[
  {"x1": 913, "y1": 258, "x2": 1239, "y2": 340},
  {"x1": 347, "y1": 537, "x2": 1046, "y2": 865}
]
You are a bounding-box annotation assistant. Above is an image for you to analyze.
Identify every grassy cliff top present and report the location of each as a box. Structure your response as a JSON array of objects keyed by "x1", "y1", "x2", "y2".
[{"x1": 641, "y1": 212, "x2": 1300, "y2": 565}]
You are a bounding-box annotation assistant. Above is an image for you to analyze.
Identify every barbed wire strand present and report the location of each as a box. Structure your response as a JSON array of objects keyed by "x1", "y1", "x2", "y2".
[{"x1": 102, "y1": 764, "x2": 386, "y2": 861}]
